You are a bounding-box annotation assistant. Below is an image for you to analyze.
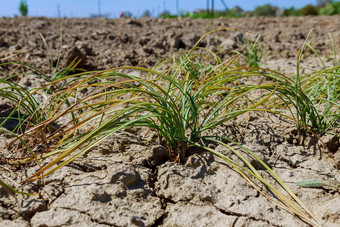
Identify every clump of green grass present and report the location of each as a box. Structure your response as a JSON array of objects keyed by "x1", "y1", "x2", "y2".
[
  {"x1": 262, "y1": 30, "x2": 340, "y2": 136},
  {"x1": 298, "y1": 33, "x2": 340, "y2": 134},
  {"x1": 0, "y1": 28, "x2": 328, "y2": 226},
  {"x1": 232, "y1": 34, "x2": 263, "y2": 68}
]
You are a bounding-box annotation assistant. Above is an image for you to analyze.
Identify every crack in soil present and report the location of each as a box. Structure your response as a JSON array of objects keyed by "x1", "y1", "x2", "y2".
[
  {"x1": 216, "y1": 206, "x2": 281, "y2": 227},
  {"x1": 61, "y1": 207, "x2": 115, "y2": 226},
  {"x1": 39, "y1": 181, "x2": 65, "y2": 206},
  {"x1": 148, "y1": 166, "x2": 170, "y2": 226}
]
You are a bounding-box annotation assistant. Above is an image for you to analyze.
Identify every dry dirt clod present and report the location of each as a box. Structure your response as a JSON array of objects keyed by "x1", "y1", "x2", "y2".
[
  {"x1": 65, "y1": 47, "x2": 87, "y2": 68},
  {"x1": 146, "y1": 145, "x2": 169, "y2": 167},
  {"x1": 109, "y1": 164, "x2": 138, "y2": 187},
  {"x1": 321, "y1": 134, "x2": 340, "y2": 153},
  {"x1": 20, "y1": 198, "x2": 47, "y2": 220},
  {"x1": 334, "y1": 150, "x2": 340, "y2": 169}
]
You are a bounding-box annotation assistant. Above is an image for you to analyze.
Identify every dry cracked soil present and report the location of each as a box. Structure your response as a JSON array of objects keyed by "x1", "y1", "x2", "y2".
[{"x1": 0, "y1": 16, "x2": 340, "y2": 227}]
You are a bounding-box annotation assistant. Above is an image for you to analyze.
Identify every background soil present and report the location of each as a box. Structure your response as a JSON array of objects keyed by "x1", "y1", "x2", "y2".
[
  {"x1": 0, "y1": 16, "x2": 340, "y2": 226},
  {"x1": 1, "y1": 16, "x2": 340, "y2": 74}
]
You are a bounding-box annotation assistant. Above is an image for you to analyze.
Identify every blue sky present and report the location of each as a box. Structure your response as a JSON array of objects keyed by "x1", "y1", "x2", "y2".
[{"x1": 1, "y1": 0, "x2": 316, "y2": 18}]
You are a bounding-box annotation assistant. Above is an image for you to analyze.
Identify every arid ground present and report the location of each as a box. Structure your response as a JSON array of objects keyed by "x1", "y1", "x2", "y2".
[{"x1": 0, "y1": 16, "x2": 340, "y2": 226}]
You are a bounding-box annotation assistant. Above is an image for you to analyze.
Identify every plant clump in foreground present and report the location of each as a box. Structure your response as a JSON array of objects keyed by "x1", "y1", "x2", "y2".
[{"x1": 1, "y1": 28, "x2": 339, "y2": 226}]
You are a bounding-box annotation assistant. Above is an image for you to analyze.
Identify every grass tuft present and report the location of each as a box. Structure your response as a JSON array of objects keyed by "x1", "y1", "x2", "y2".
[{"x1": 2, "y1": 28, "x2": 339, "y2": 226}]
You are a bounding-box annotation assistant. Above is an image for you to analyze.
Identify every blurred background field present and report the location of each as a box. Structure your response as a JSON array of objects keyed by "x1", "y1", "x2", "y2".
[{"x1": 2, "y1": 0, "x2": 340, "y2": 18}]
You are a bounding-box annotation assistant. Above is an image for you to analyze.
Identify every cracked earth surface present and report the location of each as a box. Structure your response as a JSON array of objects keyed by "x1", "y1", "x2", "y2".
[{"x1": 0, "y1": 16, "x2": 340, "y2": 226}]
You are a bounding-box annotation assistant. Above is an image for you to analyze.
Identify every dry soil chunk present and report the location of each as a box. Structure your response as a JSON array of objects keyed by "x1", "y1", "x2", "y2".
[
  {"x1": 156, "y1": 162, "x2": 213, "y2": 202},
  {"x1": 50, "y1": 183, "x2": 163, "y2": 226},
  {"x1": 30, "y1": 207, "x2": 109, "y2": 227},
  {"x1": 0, "y1": 219, "x2": 30, "y2": 227},
  {"x1": 163, "y1": 202, "x2": 237, "y2": 227}
]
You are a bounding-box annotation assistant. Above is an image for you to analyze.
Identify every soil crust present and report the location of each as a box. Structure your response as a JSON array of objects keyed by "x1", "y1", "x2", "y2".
[{"x1": 0, "y1": 16, "x2": 340, "y2": 227}]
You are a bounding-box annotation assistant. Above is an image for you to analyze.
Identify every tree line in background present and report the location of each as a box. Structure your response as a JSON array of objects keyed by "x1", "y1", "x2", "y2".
[
  {"x1": 18, "y1": 0, "x2": 340, "y2": 18},
  {"x1": 156, "y1": 0, "x2": 340, "y2": 19}
]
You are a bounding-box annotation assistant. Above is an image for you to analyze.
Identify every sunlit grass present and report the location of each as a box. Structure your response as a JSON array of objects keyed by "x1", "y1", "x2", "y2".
[{"x1": 1, "y1": 28, "x2": 339, "y2": 226}]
